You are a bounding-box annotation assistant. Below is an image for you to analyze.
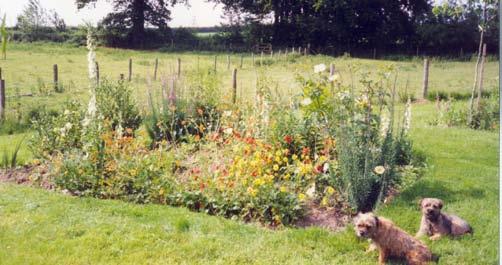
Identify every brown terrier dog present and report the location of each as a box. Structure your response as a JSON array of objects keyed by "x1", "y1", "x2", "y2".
[
  {"x1": 354, "y1": 212, "x2": 434, "y2": 265},
  {"x1": 416, "y1": 198, "x2": 472, "y2": 240}
]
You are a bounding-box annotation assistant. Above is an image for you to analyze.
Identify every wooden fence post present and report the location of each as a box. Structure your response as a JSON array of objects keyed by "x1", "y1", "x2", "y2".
[
  {"x1": 227, "y1": 55, "x2": 230, "y2": 70},
  {"x1": 304, "y1": 47, "x2": 307, "y2": 56},
  {"x1": 330, "y1": 63, "x2": 335, "y2": 76},
  {"x1": 232, "y1": 68, "x2": 237, "y2": 104},
  {"x1": 240, "y1": 54, "x2": 243, "y2": 69},
  {"x1": 0, "y1": 67, "x2": 2, "y2": 80},
  {"x1": 154, "y1": 58, "x2": 159, "y2": 81},
  {"x1": 270, "y1": 50, "x2": 273, "y2": 58},
  {"x1": 177, "y1": 58, "x2": 181, "y2": 78},
  {"x1": 128, "y1": 58, "x2": 132, "y2": 81},
  {"x1": 422, "y1": 58, "x2": 429, "y2": 99},
  {"x1": 0, "y1": 79, "x2": 5, "y2": 120},
  {"x1": 120, "y1": 74, "x2": 124, "y2": 80},
  {"x1": 53, "y1": 64, "x2": 59, "y2": 92},
  {"x1": 260, "y1": 51, "x2": 263, "y2": 66}
]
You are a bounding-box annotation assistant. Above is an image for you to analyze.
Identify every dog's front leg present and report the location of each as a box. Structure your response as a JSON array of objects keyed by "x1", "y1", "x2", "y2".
[
  {"x1": 415, "y1": 216, "x2": 429, "y2": 238},
  {"x1": 429, "y1": 234, "x2": 442, "y2": 241},
  {"x1": 378, "y1": 248, "x2": 388, "y2": 265}
]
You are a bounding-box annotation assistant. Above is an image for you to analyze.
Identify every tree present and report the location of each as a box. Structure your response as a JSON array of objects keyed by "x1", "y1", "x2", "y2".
[
  {"x1": 76, "y1": 0, "x2": 186, "y2": 47},
  {"x1": 212, "y1": 0, "x2": 431, "y2": 51},
  {"x1": 49, "y1": 10, "x2": 66, "y2": 32},
  {"x1": 16, "y1": 0, "x2": 48, "y2": 40}
]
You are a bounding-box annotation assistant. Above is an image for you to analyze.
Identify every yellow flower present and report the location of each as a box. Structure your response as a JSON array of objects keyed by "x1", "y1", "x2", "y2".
[
  {"x1": 374, "y1": 166, "x2": 385, "y2": 175},
  {"x1": 321, "y1": 197, "x2": 329, "y2": 207},
  {"x1": 275, "y1": 150, "x2": 282, "y2": 157},
  {"x1": 247, "y1": 187, "x2": 257, "y2": 197},
  {"x1": 273, "y1": 164, "x2": 279, "y2": 171},
  {"x1": 253, "y1": 178, "x2": 265, "y2": 186},
  {"x1": 326, "y1": 186, "x2": 335, "y2": 195},
  {"x1": 274, "y1": 156, "x2": 281, "y2": 163},
  {"x1": 283, "y1": 157, "x2": 289, "y2": 163},
  {"x1": 292, "y1": 154, "x2": 298, "y2": 160},
  {"x1": 283, "y1": 174, "x2": 291, "y2": 180},
  {"x1": 159, "y1": 188, "x2": 165, "y2": 195},
  {"x1": 280, "y1": 186, "x2": 287, "y2": 193},
  {"x1": 298, "y1": 193, "x2": 306, "y2": 202}
]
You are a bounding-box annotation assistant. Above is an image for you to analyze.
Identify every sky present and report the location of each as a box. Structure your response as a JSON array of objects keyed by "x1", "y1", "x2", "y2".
[{"x1": 0, "y1": 0, "x2": 226, "y2": 27}]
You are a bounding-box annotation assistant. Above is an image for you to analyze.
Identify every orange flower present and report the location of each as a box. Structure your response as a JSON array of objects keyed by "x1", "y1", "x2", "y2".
[{"x1": 284, "y1": 135, "x2": 293, "y2": 144}]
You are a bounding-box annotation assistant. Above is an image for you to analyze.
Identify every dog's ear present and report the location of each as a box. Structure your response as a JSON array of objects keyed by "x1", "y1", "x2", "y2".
[
  {"x1": 437, "y1": 199, "x2": 443, "y2": 209},
  {"x1": 353, "y1": 212, "x2": 361, "y2": 223}
]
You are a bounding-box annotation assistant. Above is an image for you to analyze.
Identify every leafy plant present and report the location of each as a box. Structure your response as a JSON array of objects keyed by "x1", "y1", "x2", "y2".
[
  {"x1": 95, "y1": 79, "x2": 142, "y2": 134},
  {"x1": 1, "y1": 13, "x2": 8, "y2": 60},
  {"x1": 1, "y1": 137, "x2": 24, "y2": 169}
]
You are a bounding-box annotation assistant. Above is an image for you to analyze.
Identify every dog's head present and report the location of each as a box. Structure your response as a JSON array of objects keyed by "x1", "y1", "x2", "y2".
[
  {"x1": 419, "y1": 198, "x2": 443, "y2": 220},
  {"x1": 353, "y1": 212, "x2": 379, "y2": 239}
]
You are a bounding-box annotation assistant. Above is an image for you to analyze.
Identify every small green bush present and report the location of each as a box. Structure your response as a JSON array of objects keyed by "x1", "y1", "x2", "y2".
[{"x1": 95, "y1": 79, "x2": 142, "y2": 134}]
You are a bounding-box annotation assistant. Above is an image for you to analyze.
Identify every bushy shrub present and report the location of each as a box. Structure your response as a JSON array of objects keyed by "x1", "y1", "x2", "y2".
[
  {"x1": 52, "y1": 132, "x2": 176, "y2": 203},
  {"x1": 95, "y1": 79, "x2": 142, "y2": 134},
  {"x1": 430, "y1": 90, "x2": 499, "y2": 130},
  {"x1": 29, "y1": 100, "x2": 85, "y2": 158}
]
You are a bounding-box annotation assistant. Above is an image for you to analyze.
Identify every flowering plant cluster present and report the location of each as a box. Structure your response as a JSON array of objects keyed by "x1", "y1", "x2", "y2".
[{"x1": 33, "y1": 58, "x2": 424, "y2": 226}]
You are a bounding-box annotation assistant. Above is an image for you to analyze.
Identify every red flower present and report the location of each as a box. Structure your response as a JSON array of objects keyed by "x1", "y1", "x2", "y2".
[
  {"x1": 302, "y1": 147, "x2": 310, "y2": 156},
  {"x1": 191, "y1": 167, "x2": 201, "y2": 174},
  {"x1": 283, "y1": 135, "x2": 293, "y2": 144}
]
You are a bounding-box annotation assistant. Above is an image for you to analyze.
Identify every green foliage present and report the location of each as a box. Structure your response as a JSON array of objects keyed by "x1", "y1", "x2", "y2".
[
  {"x1": 95, "y1": 79, "x2": 142, "y2": 134},
  {"x1": 1, "y1": 137, "x2": 24, "y2": 169},
  {"x1": 430, "y1": 90, "x2": 499, "y2": 130},
  {"x1": 1, "y1": 13, "x2": 7, "y2": 60},
  {"x1": 29, "y1": 101, "x2": 85, "y2": 159}
]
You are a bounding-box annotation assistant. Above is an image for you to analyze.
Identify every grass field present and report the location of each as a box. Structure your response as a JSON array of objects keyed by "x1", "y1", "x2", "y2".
[{"x1": 0, "y1": 42, "x2": 499, "y2": 264}]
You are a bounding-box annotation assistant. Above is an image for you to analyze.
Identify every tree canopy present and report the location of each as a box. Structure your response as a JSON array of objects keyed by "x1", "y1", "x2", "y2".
[{"x1": 76, "y1": 0, "x2": 186, "y2": 47}]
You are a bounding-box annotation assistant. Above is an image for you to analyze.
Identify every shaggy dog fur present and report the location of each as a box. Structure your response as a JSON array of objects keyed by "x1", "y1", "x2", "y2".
[
  {"x1": 354, "y1": 212, "x2": 434, "y2": 265},
  {"x1": 416, "y1": 198, "x2": 473, "y2": 240}
]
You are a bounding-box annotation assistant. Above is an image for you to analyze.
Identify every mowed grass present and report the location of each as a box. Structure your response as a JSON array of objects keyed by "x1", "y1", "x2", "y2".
[{"x1": 0, "y1": 102, "x2": 498, "y2": 264}]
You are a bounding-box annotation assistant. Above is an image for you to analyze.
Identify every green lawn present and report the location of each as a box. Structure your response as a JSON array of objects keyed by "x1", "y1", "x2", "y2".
[{"x1": 0, "y1": 102, "x2": 498, "y2": 264}]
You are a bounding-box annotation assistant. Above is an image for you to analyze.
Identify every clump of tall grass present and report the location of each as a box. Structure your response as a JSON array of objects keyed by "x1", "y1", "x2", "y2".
[{"x1": 1, "y1": 137, "x2": 24, "y2": 169}]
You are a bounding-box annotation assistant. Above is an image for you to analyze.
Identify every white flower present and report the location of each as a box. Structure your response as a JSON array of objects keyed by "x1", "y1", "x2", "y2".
[
  {"x1": 86, "y1": 26, "x2": 98, "y2": 85},
  {"x1": 323, "y1": 163, "x2": 329, "y2": 173},
  {"x1": 301, "y1": 97, "x2": 312, "y2": 106},
  {"x1": 223, "y1": 111, "x2": 232, "y2": 117},
  {"x1": 374, "y1": 166, "x2": 385, "y2": 175},
  {"x1": 380, "y1": 111, "x2": 390, "y2": 138},
  {"x1": 64, "y1": 110, "x2": 70, "y2": 115},
  {"x1": 328, "y1": 73, "x2": 339, "y2": 82},
  {"x1": 314, "y1": 63, "x2": 326, "y2": 73},
  {"x1": 64, "y1": 122, "x2": 73, "y2": 131},
  {"x1": 224, "y1": 127, "x2": 233, "y2": 135},
  {"x1": 404, "y1": 98, "x2": 412, "y2": 134},
  {"x1": 306, "y1": 183, "x2": 316, "y2": 198}
]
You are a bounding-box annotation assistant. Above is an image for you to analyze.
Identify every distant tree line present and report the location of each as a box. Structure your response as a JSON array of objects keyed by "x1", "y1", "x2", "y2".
[{"x1": 9, "y1": 0, "x2": 499, "y2": 57}]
